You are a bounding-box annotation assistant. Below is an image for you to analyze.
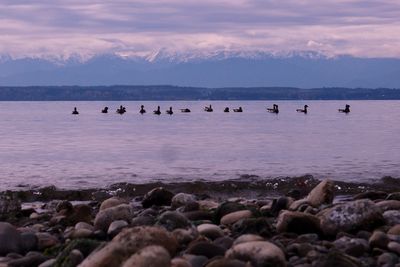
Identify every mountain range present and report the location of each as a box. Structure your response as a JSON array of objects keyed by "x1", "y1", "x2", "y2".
[{"x1": 0, "y1": 51, "x2": 400, "y2": 88}]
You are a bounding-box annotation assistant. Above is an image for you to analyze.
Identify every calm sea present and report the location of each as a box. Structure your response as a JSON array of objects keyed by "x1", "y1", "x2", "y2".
[{"x1": 0, "y1": 101, "x2": 399, "y2": 190}]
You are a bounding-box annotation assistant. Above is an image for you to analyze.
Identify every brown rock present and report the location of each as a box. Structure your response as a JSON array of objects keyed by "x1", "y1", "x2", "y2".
[
  {"x1": 221, "y1": 210, "x2": 253, "y2": 225},
  {"x1": 121, "y1": 245, "x2": 171, "y2": 267},
  {"x1": 226, "y1": 241, "x2": 286, "y2": 267},
  {"x1": 79, "y1": 226, "x2": 177, "y2": 267},
  {"x1": 100, "y1": 197, "x2": 127, "y2": 211},
  {"x1": 306, "y1": 179, "x2": 334, "y2": 207},
  {"x1": 276, "y1": 210, "x2": 321, "y2": 235}
]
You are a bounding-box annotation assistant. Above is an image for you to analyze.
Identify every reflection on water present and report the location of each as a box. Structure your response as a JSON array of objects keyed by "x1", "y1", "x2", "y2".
[{"x1": 0, "y1": 100, "x2": 399, "y2": 190}]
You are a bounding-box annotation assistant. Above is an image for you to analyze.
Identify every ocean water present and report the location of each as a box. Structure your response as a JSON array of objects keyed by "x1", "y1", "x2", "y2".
[{"x1": 0, "y1": 100, "x2": 399, "y2": 190}]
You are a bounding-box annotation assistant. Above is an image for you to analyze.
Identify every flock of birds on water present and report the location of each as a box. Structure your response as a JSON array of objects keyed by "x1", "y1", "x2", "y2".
[{"x1": 71, "y1": 104, "x2": 351, "y2": 115}]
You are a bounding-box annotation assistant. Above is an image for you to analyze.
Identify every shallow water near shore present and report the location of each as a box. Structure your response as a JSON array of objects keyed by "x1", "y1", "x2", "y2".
[{"x1": 0, "y1": 100, "x2": 399, "y2": 191}]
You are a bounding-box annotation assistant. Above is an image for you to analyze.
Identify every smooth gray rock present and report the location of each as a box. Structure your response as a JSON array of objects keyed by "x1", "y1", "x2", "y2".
[
  {"x1": 318, "y1": 199, "x2": 384, "y2": 236},
  {"x1": 0, "y1": 222, "x2": 21, "y2": 255},
  {"x1": 94, "y1": 203, "x2": 132, "y2": 232}
]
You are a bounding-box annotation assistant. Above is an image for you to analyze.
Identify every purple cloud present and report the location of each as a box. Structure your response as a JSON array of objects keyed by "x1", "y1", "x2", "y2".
[{"x1": 0, "y1": 0, "x2": 399, "y2": 59}]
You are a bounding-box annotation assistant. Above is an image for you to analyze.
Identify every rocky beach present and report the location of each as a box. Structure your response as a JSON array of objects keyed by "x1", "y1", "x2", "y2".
[{"x1": 1, "y1": 176, "x2": 400, "y2": 267}]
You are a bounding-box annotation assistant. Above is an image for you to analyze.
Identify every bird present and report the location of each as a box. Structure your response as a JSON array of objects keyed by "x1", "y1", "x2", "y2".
[
  {"x1": 224, "y1": 107, "x2": 230, "y2": 113},
  {"x1": 204, "y1": 105, "x2": 213, "y2": 112},
  {"x1": 101, "y1": 107, "x2": 108, "y2": 113},
  {"x1": 233, "y1": 107, "x2": 243, "y2": 112},
  {"x1": 166, "y1": 107, "x2": 173, "y2": 115},
  {"x1": 139, "y1": 105, "x2": 146, "y2": 114},
  {"x1": 296, "y1": 105, "x2": 308, "y2": 114},
  {"x1": 72, "y1": 107, "x2": 79, "y2": 115},
  {"x1": 267, "y1": 104, "x2": 279, "y2": 114},
  {"x1": 116, "y1": 105, "x2": 126, "y2": 114},
  {"x1": 180, "y1": 108, "x2": 191, "y2": 113},
  {"x1": 153, "y1": 106, "x2": 161, "y2": 115},
  {"x1": 338, "y1": 104, "x2": 350, "y2": 113}
]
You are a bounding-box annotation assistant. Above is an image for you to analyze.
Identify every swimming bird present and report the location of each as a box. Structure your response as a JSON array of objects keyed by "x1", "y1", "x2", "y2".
[
  {"x1": 224, "y1": 107, "x2": 230, "y2": 113},
  {"x1": 267, "y1": 104, "x2": 279, "y2": 114},
  {"x1": 180, "y1": 108, "x2": 191, "y2": 113},
  {"x1": 153, "y1": 106, "x2": 161, "y2": 115},
  {"x1": 204, "y1": 105, "x2": 213, "y2": 112},
  {"x1": 296, "y1": 105, "x2": 308, "y2": 114},
  {"x1": 101, "y1": 107, "x2": 108, "y2": 113},
  {"x1": 338, "y1": 104, "x2": 350, "y2": 113},
  {"x1": 116, "y1": 105, "x2": 126, "y2": 114},
  {"x1": 139, "y1": 105, "x2": 146, "y2": 114},
  {"x1": 166, "y1": 107, "x2": 173, "y2": 115},
  {"x1": 233, "y1": 107, "x2": 243, "y2": 112},
  {"x1": 72, "y1": 107, "x2": 79, "y2": 115}
]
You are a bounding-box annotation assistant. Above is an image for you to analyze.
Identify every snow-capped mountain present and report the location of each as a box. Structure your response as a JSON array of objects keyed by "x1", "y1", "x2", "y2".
[{"x1": 0, "y1": 50, "x2": 399, "y2": 88}]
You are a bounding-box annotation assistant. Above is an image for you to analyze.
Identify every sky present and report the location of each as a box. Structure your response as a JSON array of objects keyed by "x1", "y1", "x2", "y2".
[{"x1": 1, "y1": 0, "x2": 400, "y2": 59}]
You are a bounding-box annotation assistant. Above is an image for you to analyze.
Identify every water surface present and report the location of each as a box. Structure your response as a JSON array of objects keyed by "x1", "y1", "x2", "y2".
[{"x1": 0, "y1": 101, "x2": 399, "y2": 190}]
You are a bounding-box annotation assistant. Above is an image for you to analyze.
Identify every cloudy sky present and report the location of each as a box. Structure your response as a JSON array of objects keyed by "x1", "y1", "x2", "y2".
[{"x1": 1, "y1": 0, "x2": 400, "y2": 59}]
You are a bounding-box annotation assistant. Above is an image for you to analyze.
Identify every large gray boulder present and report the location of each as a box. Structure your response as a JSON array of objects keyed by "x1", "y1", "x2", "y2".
[{"x1": 318, "y1": 199, "x2": 384, "y2": 236}]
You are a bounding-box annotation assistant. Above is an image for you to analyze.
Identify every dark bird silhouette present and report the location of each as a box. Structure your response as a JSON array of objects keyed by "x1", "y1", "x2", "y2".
[
  {"x1": 204, "y1": 105, "x2": 213, "y2": 112},
  {"x1": 101, "y1": 107, "x2": 108, "y2": 113},
  {"x1": 339, "y1": 104, "x2": 350, "y2": 113},
  {"x1": 72, "y1": 107, "x2": 79, "y2": 115},
  {"x1": 296, "y1": 105, "x2": 308, "y2": 114},
  {"x1": 224, "y1": 107, "x2": 230, "y2": 113},
  {"x1": 233, "y1": 107, "x2": 243, "y2": 112},
  {"x1": 139, "y1": 105, "x2": 146, "y2": 114},
  {"x1": 153, "y1": 106, "x2": 161, "y2": 115},
  {"x1": 267, "y1": 104, "x2": 279, "y2": 114},
  {"x1": 166, "y1": 107, "x2": 173, "y2": 115},
  {"x1": 116, "y1": 105, "x2": 126, "y2": 114},
  {"x1": 180, "y1": 108, "x2": 191, "y2": 113}
]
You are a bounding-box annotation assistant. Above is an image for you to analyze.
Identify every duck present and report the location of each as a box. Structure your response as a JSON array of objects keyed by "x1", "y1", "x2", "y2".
[
  {"x1": 139, "y1": 105, "x2": 146, "y2": 114},
  {"x1": 72, "y1": 107, "x2": 79, "y2": 115},
  {"x1": 338, "y1": 104, "x2": 350, "y2": 113},
  {"x1": 204, "y1": 105, "x2": 213, "y2": 112},
  {"x1": 166, "y1": 107, "x2": 173, "y2": 115},
  {"x1": 267, "y1": 104, "x2": 279, "y2": 114},
  {"x1": 153, "y1": 106, "x2": 161, "y2": 115},
  {"x1": 233, "y1": 107, "x2": 243, "y2": 112},
  {"x1": 224, "y1": 107, "x2": 230, "y2": 113},
  {"x1": 180, "y1": 108, "x2": 191, "y2": 113},
  {"x1": 101, "y1": 107, "x2": 108, "y2": 113},
  {"x1": 296, "y1": 105, "x2": 308, "y2": 114},
  {"x1": 116, "y1": 105, "x2": 126, "y2": 114}
]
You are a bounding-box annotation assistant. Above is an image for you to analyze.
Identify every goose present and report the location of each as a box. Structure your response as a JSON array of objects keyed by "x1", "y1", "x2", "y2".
[
  {"x1": 338, "y1": 104, "x2": 350, "y2": 113},
  {"x1": 116, "y1": 105, "x2": 126, "y2": 114},
  {"x1": 153, "y1": 106, "x2": 161, "y2": 115},
  {"x1": 224, "y1": 107, "x2": 230, "y2": 113},
  {"x1": 204, "y1": 105, "x2": 213, "y2": 112},
  {"x1": 72, "y1": 107, "x2": 79, "y2": 115},
  {"x1": 233, "y1": 107, "x2": 243, "y2": 112},
  {"x1": 166, "y1": 107, "x2": 173, "y2": 115},
  {"x1": 296, "y1": 105, "x2": 308, "y2": 114},
  {"x1": 180, "y1": 108, "x2": 191, "y2": 113},
  {"x1": 101, "y1": 107, "x2": 108, "y2": 113},
  {"x1": 267, "y1": 104, "x2": 279, "y2": 114},
  {"x1": 139, "y1": 105, "x2": 146, "y2": 114}
]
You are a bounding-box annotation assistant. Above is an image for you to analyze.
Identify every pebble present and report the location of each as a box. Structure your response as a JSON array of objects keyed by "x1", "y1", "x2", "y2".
[
  {"x1": 197, "y1": 224, "x2": 224, "y2": 239},
  {"x1": 226, "y1": 241, "x2": 286, "y2": 267},
  {"x1": 369, "y1": 231, "x2": 389, "y2": 249},
  {"x1": 94, "y1": 203, "x2": 132, "y2": 231},
  {"x1": 121, "y1": 245, "x2": 171, "y2": 267},
  {"x1": 142, "y1": 187, "x2": 174, "y2": 208},
  {"x1": 220, "y1": 210, "x2": 253, "y2": 225}
]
